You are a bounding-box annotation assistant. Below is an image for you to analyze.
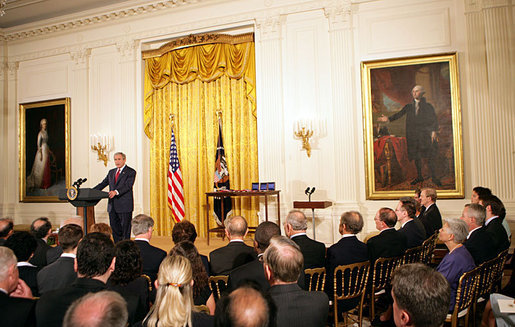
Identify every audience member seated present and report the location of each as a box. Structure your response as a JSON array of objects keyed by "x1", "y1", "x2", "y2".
[
  {"x1": 215, "y1": 285, "x2": 273, "y2": 327},
  {"x1": 108, "y1": 240, "x2": 150, "y2": 313},
  {"x1": 413, "y1": 188, "x2": 425, "y2": 218},
  {"x1": 90, "y1": 223, "x2": 114, "y2": 239},
  {"x1": 132, "y1": 214, "x2": 167, "y2": 286},
  {"x1": 436, "y1": 218, "x2": 476, "y2": 312},
  {"x1": 367, "y1": 208, "x2": 407, "y2": 264},
  {"x1": 29, "y1": 217, "x2": 53, "y2": 267},
  {"x1": 460, "y1": 203, "x2": 496, "y2": 265},
  {"x1": 5, "y1": 231, "x2": 40, "y2": 296},
  {"x1": 170, "y1": 241, "x2": 215, "y2": 314},
  {"x1": 172, "y1": 220, "x2": 210, "y2": 275},
  {"x1": 0, "y1": 217, "x2": 14, "y2": 246},
  {"x1": 141, "y1": 255, "x2": 214, "y2": 327},
  {"x1": 46, "y1": 218, "x2": 84, "y2": 265},
  {"x1": 325, "y1": 211, "x2": 368, "y2": 315},
  {"x1": 0, "y1": 246, "x2": 37, "y2": 326},
  {"x1": 396, "y1": 197, "x2": 426, "y2": 248},
  {"x1": 36, "y1": 232, "x2": 142, "y2": 327},
  {"x1": 227, "y1": 221, "x2": 282, "y2": 293},
  {"x1": 264, "y1": 236, "x2": 329, "y2": 327},
  {"x1": 209, "y1": 215, "x2": 256, "y2": 276},
  {"x1": 391, "y1": 263, "x2": 450, "y2": 327},
  {"x1": 479, "y1": 195, "x2": 510, "y2": 255},
  {"x1": 37, "y1": 223, "x2": 83, "y2": 294},
  {"x1": 482, "y1": 257, "x2": 515, "y2": 327},
  {"x1": 63, "y1": 290, "x2": 128, "y2": 327},
  {"x1": 419, "y1": 188, "x2": 442, "y2": 237},
  {"x1": 472, "y1": 186, "x2": 511, "y2": 239},
  {"x1": 284, "y1": 210, "x2": 326, "y2": 269}
]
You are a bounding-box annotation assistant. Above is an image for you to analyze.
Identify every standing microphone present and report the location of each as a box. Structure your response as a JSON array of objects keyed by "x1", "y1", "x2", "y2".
[{"x1": 305, "y1": 187, "x2": 310, "y2": 195}]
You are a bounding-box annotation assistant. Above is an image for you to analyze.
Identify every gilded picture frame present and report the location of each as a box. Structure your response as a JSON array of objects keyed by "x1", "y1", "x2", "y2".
[
  {"x1": 19, "y1": 98, "x2": 71, "y2": 202},
  {"x1": 361, "y1": 53, "x2": 464, "y2": 200}
]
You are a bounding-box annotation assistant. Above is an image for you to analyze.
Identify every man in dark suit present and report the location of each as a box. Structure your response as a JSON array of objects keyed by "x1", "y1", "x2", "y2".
[
  {"x1": 460, "y1": 203, "x2": 496, "y2": 265},
  {"x1": 396, "y1": 197, "x2": 426, "y2": 248},
  {"x1": 264, "y1": 236, "x2": 329, "y2": 327},
  {"x1": 5, "y1": 231, "x2": 40, "y2": 297},
  {"x1": 325, "y1": 211, "x2": 368, "y2": 316},
  {"x1": 29, "y1": 217, "x2": 52, "y2": 267},
  {"x1": 209, "y1": 215, "x2": 256, "y2": 276},
  {"x1": 368, "y1": 208, "x2": 407, "y2": 264},
  {"x1": 132, "y1": 214, "x2": 166, "y2": 284},
  {"x1": 94, "y1": 152, "x2": 136, "y2": 242},
  {"x1": 284, "y1": 210, "x2": 326, "y2": 269},
  {"x1": 378, "y1": 85, "x2": 440, "y2": 186},
  {"x1": 36, "y1": 232, "x2": 141, "y2": 327},
  {"x1": 37, "y1": 223, "x2": 83, "y2": 294},
  {"x1": 419, "y1": 188, "x2": 442, "y2": 237},
  {"x1": 0, "y1": 246, "x2": 37, "y2": 327},
  {"x1": 0, "y1": 217, "x2": 14, "y2": 246},
  {"x1": 480, "y1": 195, "x2": 510, "y2": 255},
  {"x1": 227, "y1": 221, "x2": 281, "y2": 292}
]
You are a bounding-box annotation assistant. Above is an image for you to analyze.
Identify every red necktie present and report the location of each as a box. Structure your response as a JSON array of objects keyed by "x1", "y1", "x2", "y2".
[{"x1": 115, "y1": 169, "x2": 120, "y2": 183}]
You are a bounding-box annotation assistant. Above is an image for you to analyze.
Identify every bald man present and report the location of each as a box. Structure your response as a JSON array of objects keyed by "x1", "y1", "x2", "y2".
[{"x1": 209, "y1": 216, "x2": 256, "y2": 275}]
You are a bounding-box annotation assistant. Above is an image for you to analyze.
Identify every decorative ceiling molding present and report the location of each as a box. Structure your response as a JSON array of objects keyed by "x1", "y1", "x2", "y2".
[
  {"x1": 142, "y1": 32, "x2": 254, "y2": 59},
  {"x1": 0, "y1": 0, "x2": 202, "y2": 42}
]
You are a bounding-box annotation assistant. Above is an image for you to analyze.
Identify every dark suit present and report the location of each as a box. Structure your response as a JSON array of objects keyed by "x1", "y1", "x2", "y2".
[
  {"x1": 37, "y1": 255, "x2": 77, "y2": 294},
  {"x1": 325, "y1": 235, "x2": 368, "y2": 314},
  {"x1": 0, "y1": 291, "x2": 36, "y2": 327},
  {"x1": 367, "y1": 228, "x2": 407, "y2": 264},
  {"x1": 36, "y1": 277, "x2": 143, "y2": 327},
  {"x1": 399, "y1": 219, "x2": 426, "y2": 249},
  {"x1": 18, "y1": 264, "x2": 40, "y2": 297},
  {"x1": 30, "y1": 238, "x2": 51, "y2": 267},
  {"x1": 200, "y1": 254, "x2": 210, "y2": 276},
  {"x1": 463, "y1": 227, "x2": 496, "y2": 266},
  {"x1": 484, "y1": 217, "x2": 510, "y2": 255},
  {"x1": 134, "y1": 239, "x2": 167, "y2": 283},
  {"x1": 269, "y1": 283, "x2": 329, "y2": 327},
  {"x1": 94, "y1": 165, "x2": 136, "y2": 242},
  {"x1": 209, "y1": 241, "x2": 256, "y2": 276},
  {"x1": 291, "y1": 234, "x2": 326, "y2": 269},
  {"x1": 45, "y1": 245, "x2": 63, "y2": 265},
  {"x1": 419, "y1": 203, "x2": 442, "y2": 237}
]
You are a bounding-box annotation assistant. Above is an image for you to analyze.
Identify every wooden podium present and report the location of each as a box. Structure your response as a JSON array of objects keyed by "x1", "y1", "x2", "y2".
[
  {"x1": 293, "y1": 201, "x2": 332, "y2": 240},
  {"x1": 59, "y1": 188, "x2": 109, "y2": 234}
]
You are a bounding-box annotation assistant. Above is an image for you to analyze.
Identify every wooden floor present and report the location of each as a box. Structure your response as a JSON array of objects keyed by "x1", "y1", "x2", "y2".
[{"x1": 149, "y1": 235, "x2": 255, "y2": 256}]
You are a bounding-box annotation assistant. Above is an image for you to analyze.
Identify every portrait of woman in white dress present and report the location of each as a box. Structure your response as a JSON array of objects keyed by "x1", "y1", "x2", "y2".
[{"x1": 26, "y1": 118, "x2": 53, "y2": 190}]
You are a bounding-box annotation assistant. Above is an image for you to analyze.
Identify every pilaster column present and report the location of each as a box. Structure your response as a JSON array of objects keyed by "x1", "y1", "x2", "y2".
[
  {"x1": 255, "y1": 15, "x2": 286, "y2": 221},
  {"x1": 6, "y1": 61, "x2": 18, "y2": 208},
  {"x1": 324, "y1": 1, "x2": 359, "y2": 205},
  {"x1": 70, "y1": 48, "x2": 91, "y2": 184},
  {"x1": 464, "y1": 0, "x2": 514, "y2": 201}
]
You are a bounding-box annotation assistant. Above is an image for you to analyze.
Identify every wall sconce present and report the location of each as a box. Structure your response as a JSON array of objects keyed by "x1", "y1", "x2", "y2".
[
  {"x1": 90, "y1": 134, "x2": 112, "y2": 166},
  {"x1": 294, "y1": 119, "x2": 315, "y2": 157}
]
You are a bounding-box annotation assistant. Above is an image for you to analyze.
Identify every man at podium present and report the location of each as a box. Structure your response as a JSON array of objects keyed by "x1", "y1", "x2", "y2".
[{"x1": 94, "y1": 152, "x2": 136, "y2": 242}]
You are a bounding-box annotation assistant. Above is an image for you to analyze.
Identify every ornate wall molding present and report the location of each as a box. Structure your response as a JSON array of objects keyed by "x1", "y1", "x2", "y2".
[
  {"x1": 324, "y1": 0, "x2": 353, "y2": 30},
  {"x1": 7, "y1": 61, "x2": 18, "y2": 80},
  {"x1": 116, "y1": 38, "x2": 140, "y2": 61},
  {"x1": 464, "y1": 0, "x2": 511, "y2": 13},
  {"x1": 256, "y1": 15, "x2": 284, "y2": 41},
  {"x1": 70, "y1": 48, "x2": 91, "y2": 66}
]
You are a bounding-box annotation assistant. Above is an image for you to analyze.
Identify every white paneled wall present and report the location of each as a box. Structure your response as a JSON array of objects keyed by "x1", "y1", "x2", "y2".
[{"x1": 1, "y1": 0, "x2": 513, "y2": 244}]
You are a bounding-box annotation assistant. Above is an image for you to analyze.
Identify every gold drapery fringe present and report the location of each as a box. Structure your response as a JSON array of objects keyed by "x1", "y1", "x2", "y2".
[{"x1": 143, "y1": 35, "x2": 258, "y2": 237}]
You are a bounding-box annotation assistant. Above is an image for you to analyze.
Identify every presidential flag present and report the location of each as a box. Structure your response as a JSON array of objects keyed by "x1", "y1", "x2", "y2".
[
  {"x1": 213, "y1": 119, "x2": 232, "y2": 225},
  {"x1": 168, "y1": 126, "x2": 185, "y2": 222}
]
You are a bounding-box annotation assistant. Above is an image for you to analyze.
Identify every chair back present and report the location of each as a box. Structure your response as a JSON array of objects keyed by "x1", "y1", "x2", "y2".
[
  {"x1": 333, "y1": 261, "x2": 370, "y2": 327},
  {"x1": 402, "y1": 245, "x2": 423, "y2": 264},
  {"x1": 305, "y1": 267, "x2": 326, "y2": 292},
  {"x1": 371, "y1": 255, "x2": 403, "y2": 292},
  {"x1": 448, "y1": 266, "x2": 480, "y2": 326},
  {"x1": 195, "y1": 305, "x2": 210, "y2": 314},
  {"x1": 492, "y1": 249, "x2": 509, "y2": 291},
  {"x1": 208, "y1": 275, "x2": 229, "y2": 301},
  {"x1": 141, "y1": 274, "x2": 153, "y2": 292},
  {"x1": 421, "y1": 232, "x2": 438, "y2": 265}
]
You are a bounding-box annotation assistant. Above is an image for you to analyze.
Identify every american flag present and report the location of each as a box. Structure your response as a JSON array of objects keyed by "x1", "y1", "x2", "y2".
[{"x1": 168, "y1": 126, "x2": 185, "y2": 222}]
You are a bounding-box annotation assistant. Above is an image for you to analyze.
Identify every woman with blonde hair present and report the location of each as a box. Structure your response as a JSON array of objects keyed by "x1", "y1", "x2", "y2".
[{"x1": 142, "y1": 255, "x2": 213, "y2": 327}]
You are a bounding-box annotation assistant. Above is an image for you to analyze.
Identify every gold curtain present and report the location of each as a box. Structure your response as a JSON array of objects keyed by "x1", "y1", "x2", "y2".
[{"x1": 143, "y1": 39, "x2": 258, "y2": 236}]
